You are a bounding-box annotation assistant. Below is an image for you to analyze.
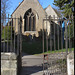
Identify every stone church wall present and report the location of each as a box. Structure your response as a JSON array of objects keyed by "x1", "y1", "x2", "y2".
[{"x1": 11, "y1": 0, "x2": 46, "y2": 37}]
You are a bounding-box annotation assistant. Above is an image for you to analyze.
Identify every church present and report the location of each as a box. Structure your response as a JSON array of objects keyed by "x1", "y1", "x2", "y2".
[{"x1": 11, "y1": 0, "x2": 59, "y2": 37}]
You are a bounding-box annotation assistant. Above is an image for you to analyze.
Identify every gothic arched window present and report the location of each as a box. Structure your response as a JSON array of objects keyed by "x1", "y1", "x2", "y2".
[{"x1": 24, "y1": 8, "x2": 36, "y2": 31}]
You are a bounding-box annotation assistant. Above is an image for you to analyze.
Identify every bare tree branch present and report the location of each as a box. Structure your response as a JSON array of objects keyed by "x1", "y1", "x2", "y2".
[{"x1": 1, "y1": 0, "x2": 11, "y2": 24}]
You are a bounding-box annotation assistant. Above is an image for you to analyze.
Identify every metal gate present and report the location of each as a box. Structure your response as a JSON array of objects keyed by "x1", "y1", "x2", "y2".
[
  {"x1": 42, "y1": 15, "x2": 74, "y2": 75},
  {"x1": 1, "y1": 14, "x2": 23, "y2": 75},
  {"x1": 1, "y1": 14, "x2": 74, "y2": 75},
  {"x1": 1, "y1": 14, "x2": 22, "y2": 54}
]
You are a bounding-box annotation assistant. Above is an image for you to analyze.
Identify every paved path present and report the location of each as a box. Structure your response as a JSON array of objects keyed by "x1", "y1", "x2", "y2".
[
  {"x1": 20, "y1": 53, "x2": 44, "y2": 75},
  {"x1": 20, "y1": 52, "x2": 67, "y2": 75}
]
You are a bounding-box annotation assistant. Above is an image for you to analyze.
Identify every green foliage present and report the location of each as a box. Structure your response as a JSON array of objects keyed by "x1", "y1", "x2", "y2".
[
  {"x1": 2, "y1": 26, "x2": 14, "y2": 40},
  {"x1": 43, "y1": 48, "x2": 74, "y2": 54},
  {"x1": 22, "y1": 41, "x2": 42, "y2": 54},
  {"x1": 53, "y1": 0, "x2": 74, "y2": 17},
  {"x1": 64, "y1": 20, "x2": 74, "y2": 39},
  {"x1": 67, "y1": 24, "x2": 73, "y2": 38},
  {"x1": 22, "y1": 35, "x2": 43, "y2": 54},
  {"x1": 53, "y1": 0, "x2": 74, "y2": 49}
]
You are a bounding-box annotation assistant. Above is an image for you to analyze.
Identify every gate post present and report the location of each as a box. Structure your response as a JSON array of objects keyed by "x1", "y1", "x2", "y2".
[
  {"x1": 19, "y1": 16, "x2": 22, "y2": 67},
  {"x1": 65, "y1": 21, "x2": 68, "y2": 55},
  {"x1": 17, "y1": 16, "x2": 22, "y2": 75},
  {"x1": 65, "y1": 21, "x2": 68, "y2": 75}
]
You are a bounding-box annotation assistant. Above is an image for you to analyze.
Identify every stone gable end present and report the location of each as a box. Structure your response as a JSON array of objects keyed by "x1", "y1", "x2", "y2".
[{"x1": 12, "y1": 0, "x2": 46, "y2": 37}]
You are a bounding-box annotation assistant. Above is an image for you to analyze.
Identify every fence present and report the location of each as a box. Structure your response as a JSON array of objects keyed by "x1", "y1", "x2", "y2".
[
  {"x1": 1, "y1": 14, "x2": 74, "y2": 75},
  {"x1": 42, "y1": 14, "x2": 74, "y2": 75},
  {"x1": 1, "y1": 14, "x2": 22, "y2": 55}
]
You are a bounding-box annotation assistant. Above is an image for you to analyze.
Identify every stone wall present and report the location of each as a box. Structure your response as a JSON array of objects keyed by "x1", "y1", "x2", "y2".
[
  {"x1": 67, "y1": 51, "x2": 74, "y2": 75},
  {"x1": 1, "y1": 53, "x2": 21, "y2": 75}
]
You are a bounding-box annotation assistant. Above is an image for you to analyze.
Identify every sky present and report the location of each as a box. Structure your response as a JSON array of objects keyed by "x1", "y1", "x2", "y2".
[{"x1": 7, "y1": 0, "x2": 58, "y2": 15}]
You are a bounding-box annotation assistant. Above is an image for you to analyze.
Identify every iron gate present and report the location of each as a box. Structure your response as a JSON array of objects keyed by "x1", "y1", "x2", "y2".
[
  {"x1": 1, "y1": 14, "x2": 22, "y2": 75},
  {"x1": 42, "y1": 15, "x2": 74, "y2": 75},
  {"x1": 1, "y1": 14, "x2": 22, "y2": 55},
  {"x1": 1, "y1": 14, "x2": 74, "y2": 75}
]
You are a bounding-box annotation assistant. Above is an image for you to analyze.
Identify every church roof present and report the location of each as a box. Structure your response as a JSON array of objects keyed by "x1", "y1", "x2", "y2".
[
  {"x1": 11, "y1": 0, "x2": 24, "y2": 16},
  {"x1": 53, "y1": 8, "x2": 61, "y2": 17},
  {"x1": 44, "y1": 5, "x2": 61, "y2": 17},
  {"x1": 11, "y1": 1, "x2": 60, "y2": 17},
  {"x1": 44, "y1": 5, "x2": 50, "y2": 10},
  {"x1": 11, "y1": 0, "x2": 45, "y2": 16}
]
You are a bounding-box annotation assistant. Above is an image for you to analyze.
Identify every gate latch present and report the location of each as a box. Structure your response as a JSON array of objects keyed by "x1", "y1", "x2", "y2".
[{"x1": 43, "y1": 54, "x2": 48, "y2": 60}]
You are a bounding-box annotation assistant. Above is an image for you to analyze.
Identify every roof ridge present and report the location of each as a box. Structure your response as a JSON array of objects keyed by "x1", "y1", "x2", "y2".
[
  {"x1": 44, "y1": 5, "x2": 52, "y2": 10},
  {"x1": 11, "y1": 0, "x2": 45, "y2": 16},
  {"x1": 11, "y1": 0, "x2": 24, "y2": 16},
  {"x1": 45, "y1": 5, "x2": 60, "y2": 17},
  {"x1": 53, "y1": 8, "x2": 61, "y2": 17}
]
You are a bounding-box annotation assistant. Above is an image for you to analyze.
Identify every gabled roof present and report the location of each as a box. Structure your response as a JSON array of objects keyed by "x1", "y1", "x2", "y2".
[
  {"x1": 11, "y1": 0, "x2": 45, "y2": 16},
  {"x1": 44, "y1": 5, "x2": 50, "y2": 10},
  {"x1": 44, "y1": 5, "x2": 61, "y2": 17},
  {"x1": 11, "y1": 0, "x2": 24, "y2": 16},
  {"x1": 53, "y1": 8, "x2": 61, "y2": 17}
]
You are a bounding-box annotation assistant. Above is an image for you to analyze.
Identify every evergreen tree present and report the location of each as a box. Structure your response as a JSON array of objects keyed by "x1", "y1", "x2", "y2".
[
  {"x1": 53, "y1": 0, "x2": 74, "y2": 48},
  {"x1": 53, "y1": 0, "x2": 74, "y2": 18}
]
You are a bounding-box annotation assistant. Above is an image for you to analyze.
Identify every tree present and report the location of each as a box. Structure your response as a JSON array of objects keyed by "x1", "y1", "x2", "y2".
[
  {"x1": 1, "y1": 0, "x2": 10, "y2": 24},
  {"x1": 2, "y1": 26, "x2": 14, "y2": 40},
  {"x1": 53, "y1": 0, "x2": 74, "y2": 18},
  {"x1": 53, "y1": 0, "x2": 74, "y2": 48}
]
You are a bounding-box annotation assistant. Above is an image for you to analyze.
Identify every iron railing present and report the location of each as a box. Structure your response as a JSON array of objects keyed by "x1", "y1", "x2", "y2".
[
  {"x1": 1, "y1": 14, "x2": 74, "y2": 75},
  {"x1": 1, "y1": 14, "x2": 22, "y2": 55},
  {"x1": 42, "y1": 15, "x2": 74, "y2": 75}
]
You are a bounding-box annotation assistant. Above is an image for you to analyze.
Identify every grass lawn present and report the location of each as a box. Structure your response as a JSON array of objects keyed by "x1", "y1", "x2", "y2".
[
  {"x1": 42, "y1": 48, "x2": 74, "y2": 54},
  {"x1": 34, "y1": 48, "x2": 74, "y2": 55},
  {"x1": 22, "y1": 39, "x2": 74, "y2": 55}
]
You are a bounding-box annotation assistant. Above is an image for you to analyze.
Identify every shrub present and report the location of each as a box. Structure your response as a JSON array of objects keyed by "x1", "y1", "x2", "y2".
[{"x1": 2, "y1": 26, "x2": 14, "y2": 40}]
